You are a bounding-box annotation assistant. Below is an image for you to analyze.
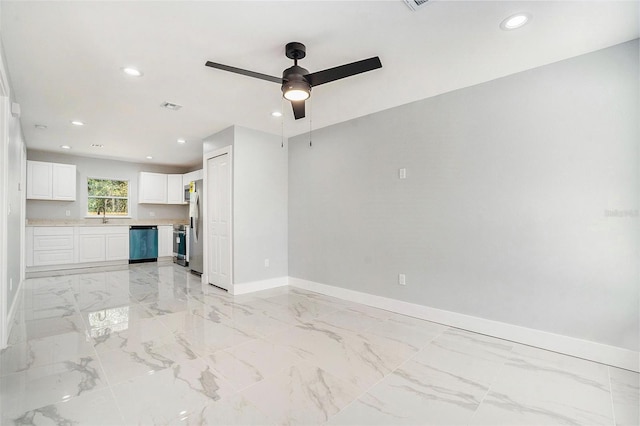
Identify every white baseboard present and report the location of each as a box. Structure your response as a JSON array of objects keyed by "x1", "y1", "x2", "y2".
[
  {"x1": 231, "y1": 276, "x2": 289, "y2": 295},
  {"x1": 26, "y1": 260, "x2": 129, "y2": 276},
  {"x1": 289, "y1": 277, "x2": 639, "y2": 372}
]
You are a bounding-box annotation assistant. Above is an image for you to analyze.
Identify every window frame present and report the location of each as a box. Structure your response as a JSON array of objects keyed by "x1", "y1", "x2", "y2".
[{"x1": 86, "y1": 177, "x2": 131, "y2": 218}]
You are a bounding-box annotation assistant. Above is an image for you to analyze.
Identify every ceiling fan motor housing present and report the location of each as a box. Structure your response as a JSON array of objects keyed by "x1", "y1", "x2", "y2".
[{"x1": 282, "y1": 65, "x2": 311, "y2": 98}]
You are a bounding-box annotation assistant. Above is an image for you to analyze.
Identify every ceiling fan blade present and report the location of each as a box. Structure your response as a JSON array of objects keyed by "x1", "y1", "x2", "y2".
[
  {"x1": 205, "y1": 61, "x2": 282, "y2": 84},
  {"x1": 291, "y1": 100, "x2": 306, "y2": 120},
  {"x1": 305, "y1": 57, "x2": 382, "y2": 87}
]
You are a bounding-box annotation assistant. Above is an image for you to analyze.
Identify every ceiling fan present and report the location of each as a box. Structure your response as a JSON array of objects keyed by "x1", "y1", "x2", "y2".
[{"x1": 205, "y1": 42, "x2": 382, "y2": 120}]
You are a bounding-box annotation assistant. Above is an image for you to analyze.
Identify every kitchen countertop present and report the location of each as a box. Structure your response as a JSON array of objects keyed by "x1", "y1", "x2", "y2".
[{"x1": 26, "y1": 219, "x2": 188, "y2": 227}]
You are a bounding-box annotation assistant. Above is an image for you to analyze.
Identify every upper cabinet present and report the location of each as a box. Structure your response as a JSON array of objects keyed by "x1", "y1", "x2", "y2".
[
  {"x1": 167, "y1": 174, "x2": 184, "y2": 204},
  {"x1": 182, "y1": 169, "x2": 203, "y2": 185},
  {"x1": 27, "y1": 161, "x2": 76, "y2": 201},
  {"x1": 138, "y1": 172, "x2": 168, "y2": 204},
  {"x1": 139, "y1": 172, "x2": 190, "y2": 205}
]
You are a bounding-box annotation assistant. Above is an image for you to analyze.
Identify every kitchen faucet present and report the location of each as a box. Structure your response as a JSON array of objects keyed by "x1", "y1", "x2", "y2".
[{"x1": 96, "y1": 206, "x2": 108, "y2": 224}]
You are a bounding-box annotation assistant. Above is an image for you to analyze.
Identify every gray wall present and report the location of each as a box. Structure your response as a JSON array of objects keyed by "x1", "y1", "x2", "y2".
[
  {"x1": 6, "y1": 110, "x2": 25, "y2": 313},
  {"x1": 26, "y1": 150, "x2": 189, "y2": 221},
  {"x1": 203, "y1": 125, "x2": 234, "y2": 155},
  {"x1": 289, "y1": 40, "x2": 639, "y2": 351},
  {"x1": 203, "y1": 125, "x2": 288, "y2": 285}
]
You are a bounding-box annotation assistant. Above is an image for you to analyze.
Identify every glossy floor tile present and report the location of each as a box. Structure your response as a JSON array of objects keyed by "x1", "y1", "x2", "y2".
[{"x1": 1, "y1": 263, "x2": 637, "y2": 425}]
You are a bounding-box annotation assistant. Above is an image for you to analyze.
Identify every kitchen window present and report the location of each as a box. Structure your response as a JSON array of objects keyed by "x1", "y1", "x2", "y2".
[{"x1": 87, "y1": 178, "x2": 129, "y2": 217}]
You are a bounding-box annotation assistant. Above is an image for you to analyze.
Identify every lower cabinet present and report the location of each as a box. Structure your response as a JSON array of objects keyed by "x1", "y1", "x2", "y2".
[
  {"x1": 26, "y1": 226, "x2": 130, "y2": 268},
  {"x1": 157, "y1": 225, "x2": 173, "y2": 258},
  {"x1": 106, "y1": 233, "x2": 129, "y2": 261},
  {"x1": 78, "y1": 233, "x2": 106, "y2": 263},
  {"x1": 77, "y1": 227, "x2": 129, "y2": 263},
  {"x1": 27, "y1": 227, "x2": 75, "y2": 267}
]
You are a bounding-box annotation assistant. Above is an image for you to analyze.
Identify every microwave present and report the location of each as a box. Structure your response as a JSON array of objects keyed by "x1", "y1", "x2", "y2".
[{"x1": 184, "y1": 185, "x2": 191, "y2": 202}]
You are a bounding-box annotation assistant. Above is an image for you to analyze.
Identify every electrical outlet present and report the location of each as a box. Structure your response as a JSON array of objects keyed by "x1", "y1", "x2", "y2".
[
  {"x1": 264, "y1": 258, "x2": 270, "y2": 267},
  {"x1": 149, "y1": 211, "x2": 156, "y2": 217},
  {"x1": 399, "y1": 168, "x2": 407, "y2": 179},
  {"x1": 65, "y1": 210, "x2": 71, "y2": 217},
  {"x1": 398, "y1": 273, "x2": 406, "y2": 285}
]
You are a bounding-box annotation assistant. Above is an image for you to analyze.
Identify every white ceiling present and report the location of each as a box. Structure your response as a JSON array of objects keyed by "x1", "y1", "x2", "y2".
[{"x1": 2, "y1": 1, "x2": 638, "y2": 167}]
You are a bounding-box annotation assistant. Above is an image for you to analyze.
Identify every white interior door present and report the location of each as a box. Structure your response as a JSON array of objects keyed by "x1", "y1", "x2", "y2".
[{"x1": 207, "y1": 153, "x2": 231, "y2": 290}]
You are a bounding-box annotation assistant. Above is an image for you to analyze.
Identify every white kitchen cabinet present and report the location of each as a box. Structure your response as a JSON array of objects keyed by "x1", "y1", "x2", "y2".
[
  {"x1": 182, "y1": 169, "x2": 203, "y2": 186},
  {"x1": 52, "y1": 163, "x2": 77, "y2": 200},
  {"x1": 78, "y1": 233, "x2": 106, "y2": 263},
  {"x1": 77, "y1": 226, "x2": 129, "y2": 263},
  {"x1": 27, "y1": 226, "x2": 129, "y2": 269},
  {"x1": 139, "y1": 172, "x2": 186, "y2": 205},
  {"x1": 167, "y1": 174, "x2": 184, "y2": 204},
  {"x1": 157, "y1": 225, "x2": 173, "y2": 257},
  {"x1": 106, "y1": 233, "x2": 129, "y2": 261},
  {"x1": 27, "y1": 161, "x2": 52, "y2": 199},
  {"x1": 26, "y1": 227, "x2": 75, "y2": 267},
  {"x1": 138, "y1": 172, "x2": 168, "y2": 204},
  {"x1": 27, "y1": 161, "x2": 76, "y2": 201}
]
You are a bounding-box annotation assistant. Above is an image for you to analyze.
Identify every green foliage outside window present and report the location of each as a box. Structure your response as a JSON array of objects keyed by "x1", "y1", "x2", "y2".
[{"x1": 87, "y1": 178, "x2": 129, "y2": 216}]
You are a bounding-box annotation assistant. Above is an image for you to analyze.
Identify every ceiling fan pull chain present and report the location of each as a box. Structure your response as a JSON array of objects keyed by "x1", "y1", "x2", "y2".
[
  {"x1": 309, "y1": 97, "x2": 313, "y2": 147},
  {"x1": 281, "y1": 98, "x2": 285, "y2": 148}
]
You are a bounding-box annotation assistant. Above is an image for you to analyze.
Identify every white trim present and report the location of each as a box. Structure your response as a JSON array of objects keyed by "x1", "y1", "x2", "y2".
[
  {"x1": 25, "y1": 260, "x2": 129, "y2": 276},
  {"x1": 289, "y1": 277, "x2": 640, "y2": 372},
  {"x1": 230, "y1": 276, "x2": 289, "y2": 295},
  {"x1": 5, "y1": 277, "x2": 24, "y2": 343},
  {"x1": 0, "y1": 21, "x2": 12, "y2": 349},
  {"x1": 0, "y1": 97, "x2": 6, "y2": 348},
  {"x1": 203, "y1": 146, "x2": 233, "y2": 291},
  {"x1": 20, "y1": 143, "x2": 26, "y2": 288}
]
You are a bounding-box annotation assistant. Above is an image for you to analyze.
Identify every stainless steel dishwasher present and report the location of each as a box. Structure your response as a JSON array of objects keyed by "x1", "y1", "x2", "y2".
[{"x1": 129, "y1": 225, "x2": 158, "y2": 263}]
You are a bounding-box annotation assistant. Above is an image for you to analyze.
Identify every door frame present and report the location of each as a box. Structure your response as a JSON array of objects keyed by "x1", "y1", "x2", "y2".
[
  {"x1": 202, "y1": 146, "x2": 233, "y2": 291},
  {"x1": 0, "y1": 67, "x2": 9, "y2": 348}
]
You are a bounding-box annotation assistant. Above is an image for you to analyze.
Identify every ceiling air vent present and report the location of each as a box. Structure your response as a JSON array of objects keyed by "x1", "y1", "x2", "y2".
[
  {"x1": 403, "y1": 0, "x2": 429, "y2": 11},
  {"x1": 160, "y1": 101, "x2": 183, "y2": 111}
]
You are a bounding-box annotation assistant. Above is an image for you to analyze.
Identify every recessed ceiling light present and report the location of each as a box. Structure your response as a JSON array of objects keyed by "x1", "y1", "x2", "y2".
[
  {"x1": 271, "y1": 111, "x2": 282, "y2": 117},
  {"x1": 122, "y1": 67, "x2": 143, "y2": 77},
  {"x1": 146, "y1": 156, "x2": 153, "y2": 160},
  {"x1": 71, "y1": 120, "x2": 84, "y2": 126},
  {"x1": 60, "y1": 145, "x2": 71, "y2": 150},
  {"x1": 34, "y1": 124, "x2": 47, "y2": 130},
  {"x1": 91, "y1": 143, "x2": 104, "y2": 148},
  {"x1": 500, "y1": 13, "x2": 531, "y2": 30},
  {"x1": 177, "y1": 138, "x2": 186, "y2": 144}
]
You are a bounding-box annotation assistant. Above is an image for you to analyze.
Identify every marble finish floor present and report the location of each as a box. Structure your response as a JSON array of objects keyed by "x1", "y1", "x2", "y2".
[{"x1": 1, "y1": 263, "x2": 638, "y2": 425}]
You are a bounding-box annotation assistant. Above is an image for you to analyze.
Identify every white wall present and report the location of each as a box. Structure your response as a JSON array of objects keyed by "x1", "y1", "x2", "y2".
[
  {"x1": 288, "y1": 40, "x2": 639, "y2": 352},
  {"x1": 26, "y1": 150, "x2": 189, "y2": 221},
  {"x1": 6, "y1": 109, "x2": 24, "y2": 311},
  {"x1": 0, "y1": 25, "x2": 27, "y2": 347},
  {"x1": 203, "y1": 125, "x2": 288, "y2": 287},
  {"x1": 233, "y1": 126, "x2": 288, "y2": 284}
]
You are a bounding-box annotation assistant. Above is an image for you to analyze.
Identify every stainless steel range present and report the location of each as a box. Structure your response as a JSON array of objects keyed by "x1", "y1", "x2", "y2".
[{"x1": 172, "y1": 224, "x2": 188, "y2": 266}]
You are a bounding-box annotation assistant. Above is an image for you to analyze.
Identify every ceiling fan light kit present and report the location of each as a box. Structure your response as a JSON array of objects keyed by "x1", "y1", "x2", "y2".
[
  {"x1": 205, "y1": 41, "x2": 382, "y2": 120},
  {"x1": 283, "y1": 84, "x2": 310, "y2": 101}
]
